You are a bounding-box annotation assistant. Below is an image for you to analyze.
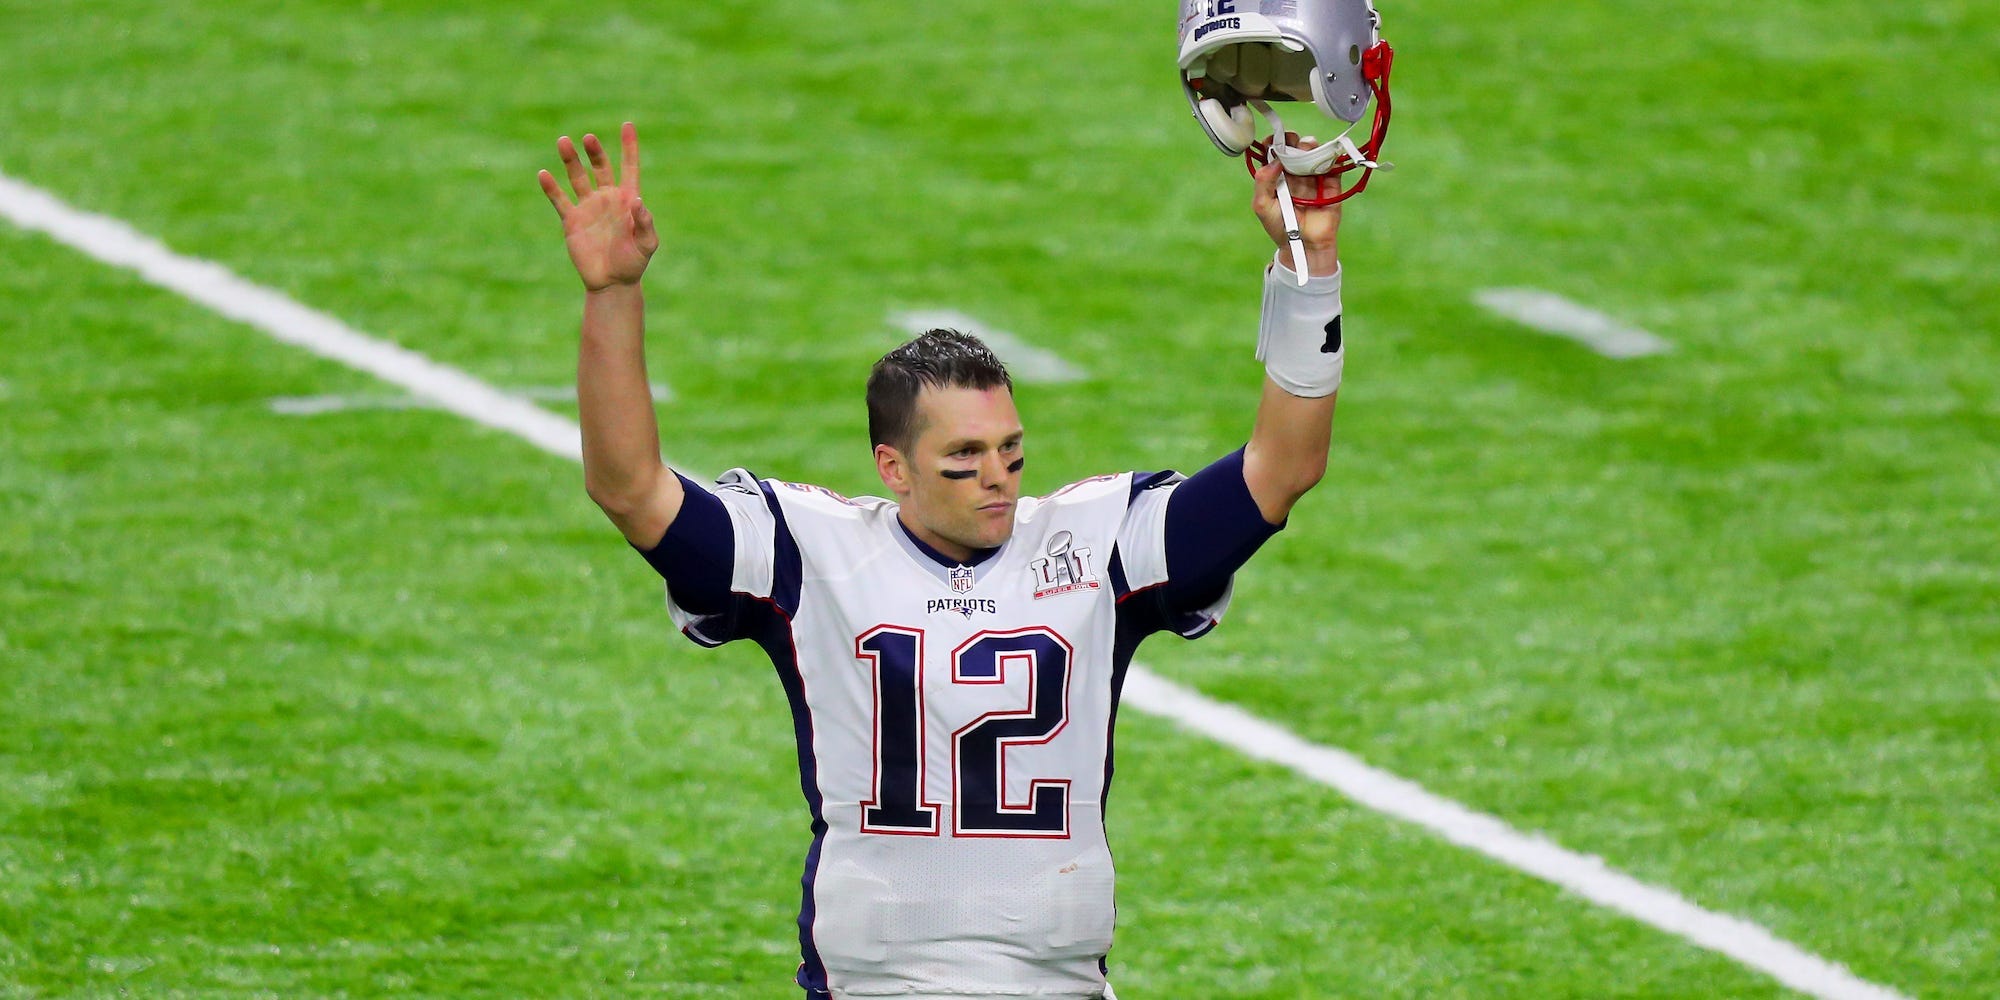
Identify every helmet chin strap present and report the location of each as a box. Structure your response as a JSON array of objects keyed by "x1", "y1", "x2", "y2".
[
  {"x1": 1253, "y1": 102, "x2": 1383, "y2": 175},
  {"x1": 1271, "y1": 163, "x2": 1311, "y2": 286},
  {"x1": 1244, "y1": 99, "x2": 1385, "y2": 285},
  {"x1": 1248, "y1": 99, "x2": 1311, "y2": 286}
]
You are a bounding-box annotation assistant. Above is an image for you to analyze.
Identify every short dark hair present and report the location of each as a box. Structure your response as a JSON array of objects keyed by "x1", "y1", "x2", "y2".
[{"x1": 867, "y1": 329, "x2": 1013, "y2": 450}]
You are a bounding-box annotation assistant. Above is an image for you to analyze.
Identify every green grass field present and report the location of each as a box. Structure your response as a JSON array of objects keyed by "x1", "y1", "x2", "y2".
[{"x1": 2, "y1": 0, "x2": 1995, "y2": 996}]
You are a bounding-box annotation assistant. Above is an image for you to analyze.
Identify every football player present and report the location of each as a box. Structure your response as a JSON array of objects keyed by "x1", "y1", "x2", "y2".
[{"x1": 539, "y1": 114, "x2": 1346, "y2": 997}]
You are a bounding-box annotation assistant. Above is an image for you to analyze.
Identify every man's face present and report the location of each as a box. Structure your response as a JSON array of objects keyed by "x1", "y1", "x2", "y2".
[{"x1": 877, "y1": 384, "x2": 1024, "y2": 558}]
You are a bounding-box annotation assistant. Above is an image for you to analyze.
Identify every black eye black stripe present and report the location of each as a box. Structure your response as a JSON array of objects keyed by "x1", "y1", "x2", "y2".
[{"x1": 939, "y1": 457, "x2": 1024, "y2": 480}]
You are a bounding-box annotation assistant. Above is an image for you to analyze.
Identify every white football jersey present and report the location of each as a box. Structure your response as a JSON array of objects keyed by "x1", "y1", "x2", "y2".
[{"x1": 668, "y1": 469, "x2": 1230, "y2": 999}]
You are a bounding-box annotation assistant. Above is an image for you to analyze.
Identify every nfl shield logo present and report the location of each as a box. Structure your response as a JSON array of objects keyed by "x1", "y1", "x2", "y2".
[{"x1": 949, "y1": 565, "x2": 974, "y2": 594}]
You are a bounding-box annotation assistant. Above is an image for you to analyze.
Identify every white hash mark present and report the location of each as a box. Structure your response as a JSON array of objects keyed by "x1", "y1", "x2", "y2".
[{"x1": 1475, "y1": 288, "x2": 1672, "y2": 359}]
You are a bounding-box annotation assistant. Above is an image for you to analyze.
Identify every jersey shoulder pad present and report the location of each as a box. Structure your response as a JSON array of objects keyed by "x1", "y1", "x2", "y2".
[
  {"x1": 761, "y1": 476, "x2": 896, "y2": 531},
  {"x1": 711, "y1": 468, "x2": 885, "y2": 507},
  {"x1": 769, "y1": 478, "x2": 888, "y2": 510},
  {"x1": 707, "y1": 468, "x2": 892, "y2": 521},
  {"x1": 1024, "y1": 472, "x2": 1131, "y2": 512}
]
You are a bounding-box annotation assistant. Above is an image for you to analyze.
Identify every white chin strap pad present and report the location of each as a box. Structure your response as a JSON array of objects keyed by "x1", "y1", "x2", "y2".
[
  {"x1": 1245, "y1": 97, "x2": 1380, "y2": 176},
  {"x1": 1257, "y1": 256, "x2": 1344, "y2": 398},
  {"x1": 1274, "y1": 142, "x2": 1340, "y2": 174}
]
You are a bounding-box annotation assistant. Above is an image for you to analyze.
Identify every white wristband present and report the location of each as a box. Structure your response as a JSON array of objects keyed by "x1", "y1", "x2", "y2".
[{"x1": 1257, "y1": 256, "x2": 1344, "y2": 398}]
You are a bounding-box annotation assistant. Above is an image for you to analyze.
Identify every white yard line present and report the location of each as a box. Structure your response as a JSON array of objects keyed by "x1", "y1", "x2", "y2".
[
  {"x1": 0, "y1": 171, "x2": 1907, "y2": 1000},
  {"x1": 1119, "y1": 673, "x2": 1908, "y2": 1000},
  {"x1": 890, "y1": 309, "x2": 1087, "y2": 384},
  {"x1": 271, "y1": 383, "x2": 672, "y2": 416},
  {"x1": 1475, "y1": 288, "x2": 1673, "y2": 358},
  {"x1": 0, "y1": 174, "x2": 582, "y2": 463}
]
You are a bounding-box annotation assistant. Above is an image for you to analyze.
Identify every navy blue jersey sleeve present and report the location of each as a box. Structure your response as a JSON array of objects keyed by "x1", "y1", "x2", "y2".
[
  {"x1": 632, "y1": 467, "x2": 794, "y2": 648},
  {"x1": 1111, "y1": 447, "x2": 1282, "y2": 639},
  {"x1": 1160, "y1": 447, "x2": 1282, "y2": 612},
  {"x1": 634, "y1": 472, "x2": 736, "y2": 617}
]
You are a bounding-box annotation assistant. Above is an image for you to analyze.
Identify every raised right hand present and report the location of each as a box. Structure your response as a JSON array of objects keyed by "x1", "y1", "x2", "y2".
[
  {"x1": 538, "y1": 122, "x2": 659, "y2": 291},
  {"x1": 1251, "y1": 133, "x2": 1342, "y2": 276}
]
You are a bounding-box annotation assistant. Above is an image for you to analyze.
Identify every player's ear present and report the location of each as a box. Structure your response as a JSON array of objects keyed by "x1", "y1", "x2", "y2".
[{"x1": 875, "y1": 442, "x2": 911, "y2": 496}]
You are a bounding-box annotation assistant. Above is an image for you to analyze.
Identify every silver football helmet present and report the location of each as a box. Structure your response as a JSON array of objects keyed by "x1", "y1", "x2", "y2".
[{"x1": 1178, "y1": 0, "x2": 1395, "y2": 208}]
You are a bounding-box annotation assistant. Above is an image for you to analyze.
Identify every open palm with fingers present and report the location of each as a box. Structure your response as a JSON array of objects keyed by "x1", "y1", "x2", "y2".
[{"x1": 538, "y1": 122, "x2": 658, "y2": 291}]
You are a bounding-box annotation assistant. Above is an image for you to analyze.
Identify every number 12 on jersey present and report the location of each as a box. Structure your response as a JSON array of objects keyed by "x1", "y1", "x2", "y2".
[{"x1": 855, "y1": 625, "x2": 1075, "y2": 838}]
